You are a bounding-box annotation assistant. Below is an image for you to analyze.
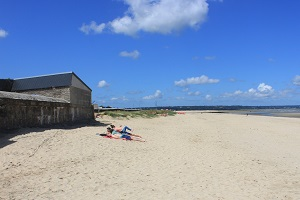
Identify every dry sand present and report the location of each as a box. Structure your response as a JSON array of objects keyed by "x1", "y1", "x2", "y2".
[{"x1": 1, "y1": 112, "x2": 300, "y2": 199}]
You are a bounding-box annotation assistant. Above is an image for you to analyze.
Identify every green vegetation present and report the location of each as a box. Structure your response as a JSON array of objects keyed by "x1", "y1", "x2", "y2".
[{"x1": 97, "y1": 109, "x2": 176, "y2": 119}]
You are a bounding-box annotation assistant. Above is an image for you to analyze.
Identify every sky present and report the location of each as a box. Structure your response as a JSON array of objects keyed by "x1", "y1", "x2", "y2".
[{"x1": 1, "y1": 0, "x2": 300, "y2": 108}]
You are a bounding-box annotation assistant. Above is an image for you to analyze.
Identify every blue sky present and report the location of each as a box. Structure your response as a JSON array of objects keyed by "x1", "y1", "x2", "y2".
[{"x1": 1, "y1": 0, "x2": 300, "y2": 108}]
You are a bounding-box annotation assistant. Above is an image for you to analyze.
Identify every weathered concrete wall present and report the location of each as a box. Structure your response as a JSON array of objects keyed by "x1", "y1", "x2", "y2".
[
  {"x1": 70, "y1": 86, "x2": 91, "y2": 106},
  {"x1": 0, "y1": 94, "x2": 93, "y2": 130}
]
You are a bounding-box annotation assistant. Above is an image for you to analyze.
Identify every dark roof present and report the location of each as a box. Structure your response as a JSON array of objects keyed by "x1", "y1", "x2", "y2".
[{"x1": 11, "y1": 72, "x2": 91, "y2": 91}]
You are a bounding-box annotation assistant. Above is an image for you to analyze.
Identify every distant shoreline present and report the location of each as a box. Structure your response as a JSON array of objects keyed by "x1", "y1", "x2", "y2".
[
  {"x1": 138, "y1": 105, "x2": 300, "y2": 110},
  {"x1": 137, "y1": 105, "x2": 300, "y2": 118},
  {"x1": 222, "y1": 110, "x2": 300, "y2": 118},
  {"x1": 181, "y1": 110, "x2": 300, "y2": 119}
]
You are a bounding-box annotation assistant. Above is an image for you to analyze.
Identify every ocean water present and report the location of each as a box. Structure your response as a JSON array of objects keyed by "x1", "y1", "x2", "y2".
[{"x1": 138, "y1": 105, "x2": 300, "y2": 118}]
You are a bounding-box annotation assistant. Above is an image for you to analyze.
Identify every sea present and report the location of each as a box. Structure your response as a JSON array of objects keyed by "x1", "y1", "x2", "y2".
[{"x1": 138, "y1": 105, "x2": 300, "y2": 118}]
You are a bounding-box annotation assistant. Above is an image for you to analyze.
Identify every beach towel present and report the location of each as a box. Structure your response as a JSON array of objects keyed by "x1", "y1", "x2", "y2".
[
  {"x1": 96, "y1": 133, "x2": 128, "y2": 140},
  {"x1": 96, "y1": 133, "x2": 112, "y2": 138}
]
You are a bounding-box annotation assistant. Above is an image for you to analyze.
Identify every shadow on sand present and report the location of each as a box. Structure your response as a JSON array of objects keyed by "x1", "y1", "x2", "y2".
[{"x1": 0, "y1": 119, "x2": 111, "y2": 149}]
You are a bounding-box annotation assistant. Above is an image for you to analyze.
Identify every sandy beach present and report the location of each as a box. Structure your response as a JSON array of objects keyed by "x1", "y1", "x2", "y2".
[{"x1": 1, "y1": 112, "x2": 300, "y2": 199}]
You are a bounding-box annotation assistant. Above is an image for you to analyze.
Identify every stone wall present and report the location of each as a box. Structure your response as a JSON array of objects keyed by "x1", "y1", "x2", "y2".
[
  {"x1": 18, "y1": 87, "x2": 71, "y2": 103},
  {"x1": 0, "y1": 96, "x2": 94, "y2": 130},
  {"x1": 17, "y1": 86, "x2": 92, "y2": 106}
]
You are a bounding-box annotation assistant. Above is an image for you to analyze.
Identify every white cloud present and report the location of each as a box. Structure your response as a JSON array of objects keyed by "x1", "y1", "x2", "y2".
[
  {"x1": 143, "y1": 90, "x2": 163, "y2": 100},
  {"x1": 119, "y1": 50, "x2": 140, "y2": 59},
  {"x1": 223, "y1": 90, "x2": 242, "y2": 97},
  {"x1": 293, "y1": 75, "x2": 300, "y2": 86},
  {"x1": 229, "y1": 78, "x2": 236, "y2": 82},
  {"x1": 79, "y1": 21, "x2": 106, "y2": 34},
  {"x1": 223, "y1": 83, "x2": 274, "y2": 98},
  {"x1": 110, "y1": 15, "x2": 138, "y2": 36},
  {"x1": 257, "y1": 83, "x2": 274, "y2": 93},
  {"x1": 188, "y1": 91, "x2": 201, "y2": 96},
  {"x1": 0, "y1": 29, "x2": 8, "y2": 38},
  {"x1": 98, "y1": 80, "x2": 110, "y2": 88},
  {"x1": 175, "y1": 75, "x2": 220, "y2": 87},
  {"x1": 81, "y1": 0, "x2": 208, "y2": 36},
  {"x1": 111, "y1": 96, "x2": 128, "y2": 101},
  {"x1": 248, "y1": 88, "x2": 256, "y2": 94},
  {"x1": 234, "y1": 90, "x2": 243, "y2": 95},
  {"x1": 182, "y1": 88, "x2": 189, "y2": 92},
  {"x1": 205, "y1": 94, "x2": 212, "y2": 100}
]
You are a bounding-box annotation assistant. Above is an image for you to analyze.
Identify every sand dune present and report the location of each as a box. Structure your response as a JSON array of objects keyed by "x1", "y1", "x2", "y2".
[{"x1": 1, "y1": 112, "x2": 300, "y2": 199}]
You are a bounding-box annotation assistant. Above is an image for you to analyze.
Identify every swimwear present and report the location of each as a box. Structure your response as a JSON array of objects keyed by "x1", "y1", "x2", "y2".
[{"x1": 120, "y1": 134, "x2": 131, "y2": 140}]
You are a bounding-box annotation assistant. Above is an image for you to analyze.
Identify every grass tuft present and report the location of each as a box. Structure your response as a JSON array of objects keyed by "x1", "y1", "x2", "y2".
[{"x1": 96, "y1": 109, "x2": 176, "y2": 119}]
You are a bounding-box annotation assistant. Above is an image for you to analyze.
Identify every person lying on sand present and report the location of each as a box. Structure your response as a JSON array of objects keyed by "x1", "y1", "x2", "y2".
[
  {"x1": 110, "y1": 125, "x2": 142, "y2": 138},
  {"x1": 106, "y1": 127, "x2": 145, "y2": 142}
]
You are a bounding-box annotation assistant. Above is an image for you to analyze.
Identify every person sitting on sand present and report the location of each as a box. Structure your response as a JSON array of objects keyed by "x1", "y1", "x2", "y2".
[
  {"x1": 106, "y1": 127, "x2": 145, "y2": 142},
  {"x1": 110, "y1": 125, "x2": 142, "y2": 138}
]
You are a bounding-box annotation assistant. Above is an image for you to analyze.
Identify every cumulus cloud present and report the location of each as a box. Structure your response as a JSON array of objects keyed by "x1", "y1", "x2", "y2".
[
  {"x1": 223, "y1": 83, "x2": 274, "y2": 98},
  {"x1": 205, "y1": 94, "x2": 212, "y2": 100},
  {"x1": 234, "y1": 90, "x2": 243, "y2": 95},
  {"x1": 119, "y1": 50, "x2": 140, "y2": 59},
  {"x1": 293, "y1": 75, "x2": 300, "y2": 86},
  {"x1": 174, "y1": 75, "x2": 220, "y2": 87},
  {"x1": 257, "y1": 83, "x2": 274, "y2": 93},
  {"x1": 188, "y1": 91, "x2": 201, "y2": 96},
  {"x1": 205, "y1": 94, "x2": 212, "y2": 101},
  {"x1": 143, "y1": 90, "x2": 163, "y2": 100},
  {"x1": 80, "y1": 0, "x2": 208, "y2": 36},
  {"x1": 79, "y1": 21, "x2": 106, "y2": 34},
  {"x1": 98, "y1": 80, "x2": 110, "y2": 88},
  {"x1": 0, "y1": 29, "x2": 8, "y2": 38},
  {"x1": 111, "y1": 96, "x2": 128, "y2": 101}
]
